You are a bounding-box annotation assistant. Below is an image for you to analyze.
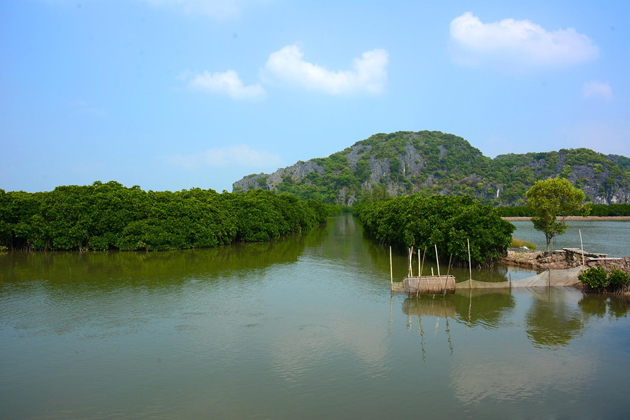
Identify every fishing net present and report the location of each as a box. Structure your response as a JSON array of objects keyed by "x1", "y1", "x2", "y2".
[{"x1": 456, "y1": 266, "x2": 584, "y2": 289}]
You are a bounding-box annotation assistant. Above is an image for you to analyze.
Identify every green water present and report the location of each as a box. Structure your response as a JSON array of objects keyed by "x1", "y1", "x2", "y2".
[
  {"x1": 511, "y1": 220, "x2": 630, "y2": 257},
  {"x1": 1, "y1": 216, "x2": 629, "y2": 419}
]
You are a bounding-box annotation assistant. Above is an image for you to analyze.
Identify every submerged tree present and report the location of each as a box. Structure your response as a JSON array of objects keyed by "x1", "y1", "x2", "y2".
[{"x1": 525, "y1": 177, "x2": 586, "y2": 251}]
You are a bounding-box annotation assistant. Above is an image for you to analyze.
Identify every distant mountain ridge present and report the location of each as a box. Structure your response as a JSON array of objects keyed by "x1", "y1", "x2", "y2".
[{"x1": 232, "y1": 131, "x2": 630, "y2": 206}]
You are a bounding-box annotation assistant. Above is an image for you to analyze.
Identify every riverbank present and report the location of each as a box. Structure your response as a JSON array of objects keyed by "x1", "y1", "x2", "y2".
[
  {"x1": 500, "y1": 249, "x2": 630, "y2": 295},
  {"x1": 503, "y1": 216, "x2": 630, "y2": 221},
  {"x1": 500, "y1": 248, "x2": 630, "y2": 274}
]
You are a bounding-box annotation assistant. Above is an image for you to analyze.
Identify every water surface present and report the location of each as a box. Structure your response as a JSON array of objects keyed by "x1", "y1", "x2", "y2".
[
  {"x1": 511, "y1": 220, "x2": 630, "y2": 257},
  {"x1": 1, "y1": 216, "x2": 629, "y2": 419}
]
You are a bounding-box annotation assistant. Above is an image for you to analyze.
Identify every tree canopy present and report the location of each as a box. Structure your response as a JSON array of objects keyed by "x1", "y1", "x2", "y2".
[
  {"x1": 356, "y1": 195, "x2": 514, "y2": 267},
  {"x1": 0, "y1": 181, "x2": 334, "y2": 251},
  {"x1": 525, "y1": 177, "x2": 586, "y2": 251}
]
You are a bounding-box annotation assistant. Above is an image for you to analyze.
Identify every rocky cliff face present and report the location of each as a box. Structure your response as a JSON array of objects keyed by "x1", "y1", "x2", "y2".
[
  {"x1": 233, "y1": 160, "x2": 325, "y2": 192},
  {"x1": 232, "y1": 131, "x2": 630, "y2": 206}
]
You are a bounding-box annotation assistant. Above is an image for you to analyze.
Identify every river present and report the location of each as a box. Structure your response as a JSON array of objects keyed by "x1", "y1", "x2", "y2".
[
  {"x1": 1, "y1": 216, "x2": 629, "y2": 419},
  {"x1": 511, "y1": 220, "x2": 630, "y2": 257}
]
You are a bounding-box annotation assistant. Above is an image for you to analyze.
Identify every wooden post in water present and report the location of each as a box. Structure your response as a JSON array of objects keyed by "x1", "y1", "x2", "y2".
[
  {"x1": 467, "y1": 238, "x2": 472, "y2": 280},
  {"x1": 579, "y1": 229, "x2": 585, "y2": 267},
  {"x1": 422, "y1": 247, "x2": 427, "y2": 277},
  {"x1": 389, "y1": 246, "x2": 393, "y2": 288},
  {"x1": 418, "y1": 249, "x2": 421, "y2": 279},
  {"x1": 435, "y1": 245, "x2": 441, "y2": 277},
  {"x1": 444, "y1": 254, "x2": 453, "y2": 296}
]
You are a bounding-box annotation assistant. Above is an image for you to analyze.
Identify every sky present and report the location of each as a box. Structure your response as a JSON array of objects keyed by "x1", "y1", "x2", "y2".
[{"x1": 1, "y1": 0, "x2": 629, "y2": 193}]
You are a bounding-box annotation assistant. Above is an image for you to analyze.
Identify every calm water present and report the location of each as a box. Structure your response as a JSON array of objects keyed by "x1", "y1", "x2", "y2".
[
  {"x1": 511, "y1": 220, "x2": 630, "y2": 257},
  {"x1": 1, "y1": 216, "x2": 629, "y2": 419}
]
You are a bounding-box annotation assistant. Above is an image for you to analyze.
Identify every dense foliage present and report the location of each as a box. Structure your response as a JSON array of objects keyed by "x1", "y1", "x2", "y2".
[
  {"x1": 579, "y1": 267, "x2": 630, "y2": 293},
  {"x1": 0, "y1": 181, "x2": 333, "y2": 251},
  {"x1": 234, "y1": 131, "x2": 630, "y2": 206},
  {"x1": 356, "y1": 195, "x2": 514, "y2": 267},
  {"x1": 526, "y1": 177, "x2": 586, "y2": 251}
]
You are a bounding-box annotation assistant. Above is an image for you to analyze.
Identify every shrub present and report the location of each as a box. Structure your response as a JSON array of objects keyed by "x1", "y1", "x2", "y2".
[
  {"x1": 579, "y1": 267, "x2": 609, "y2": 290},
  {"x1": 579, "y1": 266, "x2": 630, "y2": 293},
  {"x1": 608, "y1": 268, "x2": 630, "y2": 288}
]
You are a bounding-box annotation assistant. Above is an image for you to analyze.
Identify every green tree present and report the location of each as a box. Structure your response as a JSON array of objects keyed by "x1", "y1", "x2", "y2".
[{"x1": 525, "y1": 177, "x2": 586, "y2": 251}]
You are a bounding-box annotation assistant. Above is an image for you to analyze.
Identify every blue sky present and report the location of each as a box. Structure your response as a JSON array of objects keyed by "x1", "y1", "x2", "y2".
[{"x1": 2, "y1": 0, "x2": 629, "y2": 193}]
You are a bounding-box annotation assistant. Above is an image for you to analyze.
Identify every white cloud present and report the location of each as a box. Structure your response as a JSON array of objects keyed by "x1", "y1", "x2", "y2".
[
  {"x1": 169, "y1": 145, "x2": 283, "y2": 169},
  {"x1": 583, "y1": 81, "x2": 612, "y2": 101},
  {"x1": 262, "y1": 45, "x2": 388, "y2": 95},
  {"x1": 450, "y1": 12, "x2": 599, "y2": 70},
  {"x1": 143, "y1": 0, "x2": 243, "y2": 19},
  {"x1": 184, "y1": 70, "x2": 266, "y2": 100}
]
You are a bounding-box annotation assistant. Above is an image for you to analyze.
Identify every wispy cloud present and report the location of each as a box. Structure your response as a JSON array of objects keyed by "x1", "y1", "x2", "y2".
[
  {"x1": 261, "y1": 45, "x2": 388, "y2": 95},
  {"x1": 169, "y1": 145, "x2": 283, "y2": 169},
  {"x1": 182, "y1": 70, "x2": 266, "y2": 100},
  {"x1": 450, "y1": 12, "x2": 599, "y2": 71},
  {"x1": 583, "y1": 81, "x2": 612, "y2": 101}
]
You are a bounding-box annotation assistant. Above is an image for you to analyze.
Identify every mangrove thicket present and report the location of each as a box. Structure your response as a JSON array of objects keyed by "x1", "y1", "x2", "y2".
[
  {"x1": 356, "y1": 195, "x2": 514, "y2": 267},
  {"x1": 0, "y1": 181, "x2": 333, "y2": 251}
]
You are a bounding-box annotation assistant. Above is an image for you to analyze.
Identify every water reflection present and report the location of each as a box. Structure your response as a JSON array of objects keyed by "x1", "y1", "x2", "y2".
[
  {"x1": 578, "y1": 294, "x2": 630, "y2": 320},
  {"x1": 525, "y1": 289, "x2": 584, "y2": 349},
  {"x1": 401, "y1": 290, "x2": 516, "y2": 330},
  {"x1": 0, "y1": 225, "x2": 329, "y2": 287},
  {"x1": 397, "y1": 289, "x2": 629, "y2": 351}
]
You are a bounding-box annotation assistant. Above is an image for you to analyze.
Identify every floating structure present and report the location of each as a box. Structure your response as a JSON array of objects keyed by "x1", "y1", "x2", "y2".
[
  {"x1": 389, "y1": 237, "x2": 587, "y2": 295},
  {"x1": 393, "y1": 275, "x2": 456, "y2": 294}
]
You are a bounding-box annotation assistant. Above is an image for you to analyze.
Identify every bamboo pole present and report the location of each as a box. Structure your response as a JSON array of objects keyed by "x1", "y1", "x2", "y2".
[
  {"x1": 579, "y1": 229, "x2": 585, "y2": 267},
  {"x1": 411, "y1": 246, "x2": 414, "y2": 277},
  {"x1": 421, "y1": 247, "x2": 427, "y2": 278},
  {"x1": 444, "y1": 254, "x2": 453, "y2": 296},
  {"x1": 467, "y1": 238, "x2": 472, "y2": 280},
  {"x1": 389, "y1": 246, "x2": 393, "y2": 288},
  {"x1": 418, "y1": 249, "x2": 421, "y2": 279},
  {"x1": 435, "y1": 245, "x2": 441, "y2": 277}
]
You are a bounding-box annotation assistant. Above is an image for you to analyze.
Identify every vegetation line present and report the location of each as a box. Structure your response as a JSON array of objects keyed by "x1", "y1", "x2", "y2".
[{"x1": 0, "y1": 181, "x2": 335, "y2": 251}]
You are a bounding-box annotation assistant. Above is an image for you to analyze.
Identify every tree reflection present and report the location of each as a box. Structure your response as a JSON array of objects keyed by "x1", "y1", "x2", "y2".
[
  {"x1": 453, "y1": 289, "x2": 516, "y2": 329},
  {"x1": 525, "y1": 289, "x2": 583, "y2": 349},
  {"x1": 578, "y1": 294, "x2": 630, "y2": 321}
]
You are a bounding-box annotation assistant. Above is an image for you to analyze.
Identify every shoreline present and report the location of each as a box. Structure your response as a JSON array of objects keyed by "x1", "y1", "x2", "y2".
[{"x1": 503, "y1": 216, "x2": 630, "y2": 221}]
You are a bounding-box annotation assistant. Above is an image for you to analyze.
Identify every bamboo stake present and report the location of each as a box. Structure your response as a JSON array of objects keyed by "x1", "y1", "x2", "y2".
[
  {"x1": 418, "y1": 249, "x2": 421, "y2": 279},
  {"x1": 579, "y1": 229, "x2": 585, "y2": 267},
  {"x1": 467, "y1": 238, "x2": 472, "y2": 280},
  {"x1": 389, "y1": 246, "x2": 393, "y2": 288},
  {"x1": 446, "y1": 254, "x2": 453, "y2": 277},
  {"x1": 421, "y1": 247, "x2": 427, "y2": 278},
  {"x1": 435, "y1": 245, "x2": 441, "y2": 277},
  {"x1": 411, "y1": 246, "x2": 414, "y2": 277},
  {"x1": 444, "y1": 254, "x2": 453, "y2": 296}
]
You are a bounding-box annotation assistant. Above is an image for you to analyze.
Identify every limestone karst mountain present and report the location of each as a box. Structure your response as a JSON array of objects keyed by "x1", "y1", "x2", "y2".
[{"x1": 233, "y1": 131, "x2": 630, "y2": 206}]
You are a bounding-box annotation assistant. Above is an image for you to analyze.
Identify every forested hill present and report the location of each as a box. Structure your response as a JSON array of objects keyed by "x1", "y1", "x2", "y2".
[{"x1": 233, "y1": 131, "x2": 630, "y2": 206}]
